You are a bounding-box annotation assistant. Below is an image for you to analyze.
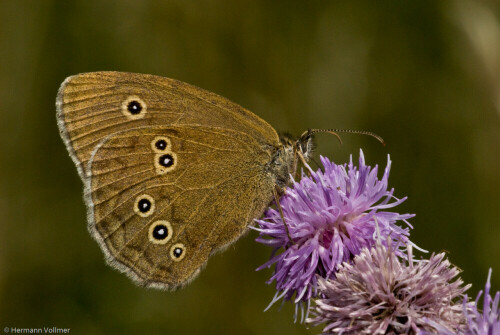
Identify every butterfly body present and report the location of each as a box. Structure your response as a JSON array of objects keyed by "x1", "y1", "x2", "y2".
[{"x1": 57, "y1": 72, "x2": 308, "y2": 289}]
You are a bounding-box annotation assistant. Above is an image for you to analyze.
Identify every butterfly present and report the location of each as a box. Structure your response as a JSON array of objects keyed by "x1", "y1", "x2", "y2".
[{"x1": 56, "y1": 71, "x2": 316, "y2": 290}]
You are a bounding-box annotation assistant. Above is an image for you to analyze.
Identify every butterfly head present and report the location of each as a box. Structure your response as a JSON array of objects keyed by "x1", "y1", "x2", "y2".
[
  {"x1": 271, "y1": 131, "x2": 314, "y2": 188},
  {"x1": 295, "y1": 129, "x2": 315, "y2": 161}
]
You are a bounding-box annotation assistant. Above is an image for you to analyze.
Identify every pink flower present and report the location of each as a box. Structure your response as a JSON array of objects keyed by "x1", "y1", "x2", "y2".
[
  {"x1": 254, "y1": 150, "x2": 415, "y2": 320},
  {"x1": 307, "y1": 241, "x2": 470, "y2": 334}
]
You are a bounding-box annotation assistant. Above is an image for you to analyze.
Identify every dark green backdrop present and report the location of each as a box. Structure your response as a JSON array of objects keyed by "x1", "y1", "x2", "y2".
[{"x1": 1, "y1": 1, "x2": 500, "y2": 334}]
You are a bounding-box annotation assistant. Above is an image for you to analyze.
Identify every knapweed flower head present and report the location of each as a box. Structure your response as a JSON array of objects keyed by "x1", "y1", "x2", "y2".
[
  {"x1": 306, "y1": 241, "x2": 470, "y2": 334},
  {"x1": 463, "y1": 269, "x2": 500, "y2": 335},
  {"x1": 254, "y1": 150, "x2": 415, "y2": 318}
]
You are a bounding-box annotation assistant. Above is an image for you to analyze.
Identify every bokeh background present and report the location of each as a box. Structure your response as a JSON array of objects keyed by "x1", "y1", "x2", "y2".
[{"x1": 1, "y1": 1, "x2": 500, "y2": 334}]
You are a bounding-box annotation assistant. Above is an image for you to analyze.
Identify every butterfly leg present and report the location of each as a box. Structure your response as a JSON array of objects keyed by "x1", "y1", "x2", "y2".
[
  {"x1": 273, "y1": 185, "x2": 295, "y2": 245},
  {"x1": 296, "y1": 150, "x2": 315, "y2": 176}
]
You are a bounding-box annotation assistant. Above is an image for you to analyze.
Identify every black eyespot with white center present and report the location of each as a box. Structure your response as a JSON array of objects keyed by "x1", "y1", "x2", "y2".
[
  {"x1": 151, "y1": 136, "x2": 171, "y2": 153},
  {"x1": 173, "y1": 248, "x2": 183, "y2": 257},
  {"x1": 122, "y1": 96, "x2": 146, "y2": 120},
  {"x1": 134, "y1": 194, "x2": 155, "y2": 217},
  {"x1": 154, "y1": 152, "x2": 177, "y2": 174},
  {"x1": 148, "y1": 221, "x2": 172, "y2": 245},
  {"x1": 159, "y1": 154, "x2": 174, "y2": 167},
  {"x1": 138, "y1": 198, "x2": 151, "y2": 213},
  {"x1": 152, "y1": 224, "x2": 168, "y2": 240},
  {"x1": 170, "y1": 243, "x2": 186, "y2": 261},
  {"x1": 127, "y1": 100, "x2": 142, "y2": 114},
  {"x1": 155, "y1": 139, "x2": 167, "y2": 150}
]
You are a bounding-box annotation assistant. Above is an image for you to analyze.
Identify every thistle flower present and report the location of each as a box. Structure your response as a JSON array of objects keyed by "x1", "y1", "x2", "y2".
[
  {"x1": 306, "y1": 241, "x2": 470, "y2": 334},
  {"x1": 254, "y1": 150, "x2": 415, "y2": 318},
  {"x1": 462, "y1": 269, "x2": 500, "y2": 334}
]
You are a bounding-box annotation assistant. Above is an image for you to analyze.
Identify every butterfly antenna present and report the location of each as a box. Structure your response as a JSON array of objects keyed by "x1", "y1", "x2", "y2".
[
  {"x1": 300, "y1": 128, "x2": 385, "y2": 146},
  {"x1": 299, "y1": 129, "x2": 342, "y2": 145}
]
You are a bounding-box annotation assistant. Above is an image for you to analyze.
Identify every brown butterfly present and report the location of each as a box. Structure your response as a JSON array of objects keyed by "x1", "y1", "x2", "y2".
[{"x1": 56, "y1": 71, "x2": 320, "y2": 290}]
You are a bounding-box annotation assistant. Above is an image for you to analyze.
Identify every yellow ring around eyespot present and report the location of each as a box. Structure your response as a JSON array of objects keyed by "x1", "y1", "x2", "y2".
[
  {"x1": 133, "y1": 194, "x2": 155, "y2": 217},
  {"x1": 154, "y1": 152, "x2": 177, "y2": 175},
  {"x1": 121, "y1": 95, "x2": 147, "y2": 120},
  {"x1": 170, "y1": 243, "x2": 186, "y2": 262},
  {"x1": 151, "y1": 136, "x2": 172, "y2": 153},
  {"x1": 148, "y1": 220, "x2": 173, "y2": 245}
]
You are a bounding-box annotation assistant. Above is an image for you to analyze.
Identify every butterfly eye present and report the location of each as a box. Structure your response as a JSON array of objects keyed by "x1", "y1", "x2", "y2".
[
  {"x1": 134, "y1": 194, "x2": 155, "y2": 217},
  {"x1": 148, "y1": 220, "x2": 172, "y2": 244},
  {"x1": 170, "y1": 243, "x2": 186, "y2": 261},
  {"x1": 151, "y1": 136, "x2": 171, "y2": 153},
  {"x1": 121, "y1": 96, "x2": 146, "y2": 120}
]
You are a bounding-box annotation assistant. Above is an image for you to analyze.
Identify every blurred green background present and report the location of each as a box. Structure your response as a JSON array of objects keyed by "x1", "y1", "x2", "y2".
[{"x1": 1, "y1": 0, "x2": 500, "y2": 334}]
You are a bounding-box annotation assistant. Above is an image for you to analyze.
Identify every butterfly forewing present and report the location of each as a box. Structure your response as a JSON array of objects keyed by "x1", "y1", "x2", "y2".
[{"x1": 57, "y1": 72, "x2": 280, "y2": 180}]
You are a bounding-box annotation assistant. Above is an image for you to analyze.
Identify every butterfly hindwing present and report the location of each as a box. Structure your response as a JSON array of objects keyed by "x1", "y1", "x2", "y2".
[{"x1": 86, "y1": 126, "x2": 275, "y2": 289}]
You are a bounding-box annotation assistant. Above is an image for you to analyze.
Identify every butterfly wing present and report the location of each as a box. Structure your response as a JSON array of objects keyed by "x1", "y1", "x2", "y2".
[
  {"x1": 56, "y1": 72, "x2": 281, "y2": 289},
  {"x1": 56, "y1": 71, "x2": 280, "y2": 180}
]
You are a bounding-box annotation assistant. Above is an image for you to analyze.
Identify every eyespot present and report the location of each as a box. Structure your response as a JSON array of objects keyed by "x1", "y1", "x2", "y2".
[
  {"x1": 170, "y1": 243, "x2": 186, "y2": 261},
  {"x1": 148, "y1": 220, "x2": 172, "y2": 245},
  {"x1": 121, "y1": 96, "x2": 146, "y2": 120},
  {"x1": 128, "y1": 101, "x2": 142, "y2": 114},
  {"x1": 159, "y1": 154, "x2": 174, "y2": 167},
  {"x1": 151, "y1": 136, "x2": 171, "y2": 153},
  {"x1": 134, "y1": 194, "x2": 155, "y2": 217},
  {"x1": 154, "y1": 152, "x2": 177, "y2": 174}
]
